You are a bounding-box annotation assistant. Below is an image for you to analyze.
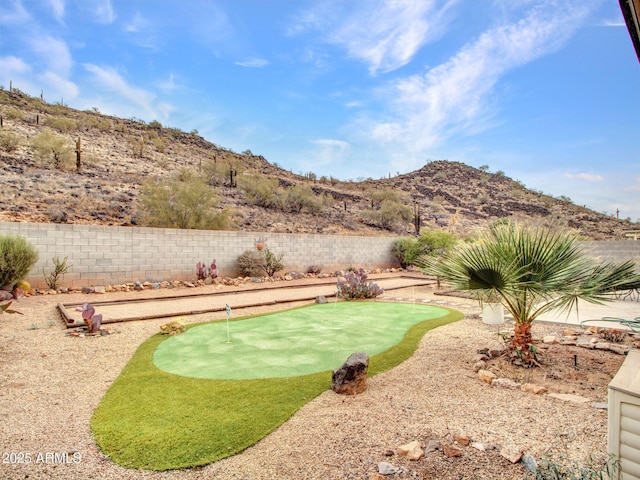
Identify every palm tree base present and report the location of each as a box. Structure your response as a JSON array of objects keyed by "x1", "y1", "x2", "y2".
[{"x1": 509, "y1": 323, "x2": 539, "y2": 367}]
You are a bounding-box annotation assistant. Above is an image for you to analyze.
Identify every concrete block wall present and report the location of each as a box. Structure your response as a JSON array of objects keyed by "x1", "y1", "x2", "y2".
[
  {"x1": 0, "y1": 222, "x2": 398, "y2": 288},
  {"x1": 579, "y1": 241, "x2": 640, "y2": 268}
]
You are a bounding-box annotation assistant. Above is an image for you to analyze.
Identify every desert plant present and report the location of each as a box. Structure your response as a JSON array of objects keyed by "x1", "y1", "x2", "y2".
[
  {"x1": 43, "y1": 256, "x2": 72, "y2": 290},
  {"x1": 236, "y1": 249, "x2": 265, "y2": 277},
  {"x1": 419, "y1": 222, "x2": 640, "y2": 367},
  {"x1": 29, "y1": 128, "x2": 73, "y2": 169},
  {"x1": 0, "y1": 129, "x2": 22, "y2": 152},
  {"x1": 284, "y1": 184, "x2": 322, "y2": 214},
  {"x1": 139, "y1": 174, "x2": 231, "y2": 230},
  {"x1": 127, "y1": 135, "x2": 145, "y2": 157},
  {"x1": 46, "y1": 116, "x2": 77, "y2": 133},
  {"x1": 392, "y1": 230, "x2": 458, "y2": 268},
  {"x1": 0, "y1": 234, "x2": 39, "y2": 288},
  {"x1": 75, "y1": 303, "x2": 103, "y2": 333},
  {"x1": 337, "y1": 268, "x2": 384, "y2": 300},
  {"x1": 240, "y1": 176, "x2": 284, "y2": 209},
  {"x1": 362, "y1": 200, "x2": 412, "y2": 230},
  {"x1": 236, "y1": 248, "x2": 284, "y2": 278},
  {"x1": 527, "y1": 453, "x2": 620, "y2": 479},
  {"x1": 196, "y1": 260, "x2": 218, "y2": 281},
  {"x1": 261, "y1": 248, "x2": 284, "y2": 277}
]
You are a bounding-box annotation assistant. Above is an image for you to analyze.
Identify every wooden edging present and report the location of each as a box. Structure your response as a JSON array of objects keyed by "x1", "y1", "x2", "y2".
[{"x1": 57, "y1": 275, "x2": 435, "y2": 328}]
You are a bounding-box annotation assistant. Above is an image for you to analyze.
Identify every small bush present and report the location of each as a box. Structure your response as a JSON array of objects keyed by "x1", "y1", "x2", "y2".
[
  {"x1": 284, "y1": 184, "x2": 322, "y2": 213},
  {"x1": 1, "y1": 106, "x2": 26, "y2": 121},
  {"x1": 139, "y1": 174, "x2": 231, "y2": 230},
  {"x1": 362, "y1": 200, "x2": 412, "y2": 230},
  {"x1": 393, "y1": 230, "x2": 458, "y2": 268},
  {"x1": 237, "y1": 249, "x2": 265, "y2": 277},
  {"x1": 337, "y1": 268, "x2": 384, "y2": 300},
  {"x1": 0, "y1": 129, "x2": 22, "y2": 152},
  {"x1": 241, "y1": 176, "x2": 284, "y2": 209},
  {"x1": 527, "y1": 453, "x2": 620, "y2": 480},
  {"x1": 236, "y1": 248, "x2": 285, "y2": 278},
  {"x1": 46, "y1": 116, "x2": 77, "y2": 133},
  {"x1": 29, "y1": 129, "x2": 74, "y2": 169},
  {"x1": 43, "y1": 256, "x2": 71, "y2": 290},
  {"x1": 0, "y1": 234, "x2": 39, "y2": 287}
]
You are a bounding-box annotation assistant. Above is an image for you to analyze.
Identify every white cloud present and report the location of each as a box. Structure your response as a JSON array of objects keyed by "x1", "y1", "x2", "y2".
[
  {"x1": 84, "y1": 63, "x2": 172, "y2": 120},
  {"x1": 332, "y1": 0, "x2": 457, "y2": 75},
  {"x1": 29, "y1": 35, "x2": 73, "y2": 76},
  {"x1": 0, "y1": 56, "x2": 31, "y2": 75},
  {"x1": 47, "y1": 0, "x2": 65, "y2": 23},
  {"x1": 156, "y1": 73, "x2": 178, "y2": 93},
  {"x1": 305, "y1": 139, "x2": 351, "y2": 169},
  {"x1": 235, "y1": 57, "x2": 269, "y2": 68},
  {"x1": 91, "y1": 0, "x2": 115, "y2": 24},
  {"x1": 293, "y1": 0, "x2": 457, "y2": 75},
  {"x1": 39, "y1": 71, "x2": 78, "y2": 100},
  {"x1": 564, "y1": 172, "x2": 605, "y2": 182},
  {"x1": 357, "y1": 2, "x2": 595, "y2": 172}
]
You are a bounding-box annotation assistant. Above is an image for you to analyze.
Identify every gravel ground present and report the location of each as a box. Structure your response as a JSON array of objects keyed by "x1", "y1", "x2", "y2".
[{"x1": 0, "y1": 284, "x2": 614, "y2": 480}]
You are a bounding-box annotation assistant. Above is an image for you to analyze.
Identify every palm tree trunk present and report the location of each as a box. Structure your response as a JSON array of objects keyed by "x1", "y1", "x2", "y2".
[{"x1": 511, "y1": 322, "x2": 536, "y2": 366}]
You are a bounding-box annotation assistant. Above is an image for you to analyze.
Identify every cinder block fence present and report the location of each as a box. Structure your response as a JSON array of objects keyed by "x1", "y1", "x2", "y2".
[
  {"x1": 0, "y1": 222, "x2": 399, "y2": 288},
  {"x1": 1, "y1": 222, "x2": 638, "y2": 289}
]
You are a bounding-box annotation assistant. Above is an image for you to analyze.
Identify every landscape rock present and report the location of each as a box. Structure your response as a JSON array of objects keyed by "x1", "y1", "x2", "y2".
[
  {"x1": 397, "y1": 440, "x2": 424, "y2": 460},
  {"x1": 425, "y1": 440, "x2": 441, "y2": 454},
  {"x1": 377, "y1": 462, "x2": 400, "y2": 475},
  {"x1": 543, "y1": 335, "x2": 557, "y2": 344},
  {"x1": 522, "y1": 454, "x2": 537, "y2": 472},
  {"x1": 609, "y1": 344, "x2": 630, "y2": 355},
  {"x1": 81, "y1": 286, "x2": 95, "y2": 294},
  {"x1": 521, "y1": 383, "x2": 548, "y2": 394},
  {"x1": 500, "y1": 443, "x2": 523, "y2": 463},
  {"x1": 160, "y1": 320, "x2": 186, "y2": 336},
  {"x1": 547, "y1": 393, "x2": 591, "y2": 404},
  {"x1": 332, "y1": 352, "x2": 369, "y2": 395},
  {"x1": 492, "y1": 378, "x2": 521, "y2": 389},
  {"x1": 453, "y1": 433, "x2": 471, "y2": 446},
  {"x1": 315, "y1": 295, "x2": 328, "y2": 304},
  {"x1": 478, "y1": 369, "x2": 497, "y2": 384},
  {"x1": 473, "y1": 360, "x2": 486, "y2": 372},
  {"x1": 0, "y1": 290, "x2": 13, "y2": 301},
  {"x1": 443, "y1": 443, "x2": 462, "y2": 458},
  {"x1": 591, "y1": 402, "x2": 608, "y2": 410}
]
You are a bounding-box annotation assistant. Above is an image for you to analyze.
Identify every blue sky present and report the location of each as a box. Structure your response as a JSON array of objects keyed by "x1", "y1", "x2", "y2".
[{"x1": 1, "y1": 0, "x2": 639, "y2": 221}]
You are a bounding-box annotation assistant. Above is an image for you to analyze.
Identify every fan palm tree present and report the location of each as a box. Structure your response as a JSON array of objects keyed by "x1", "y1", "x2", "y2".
[{"x1": 419, "y1": 223, "x2": 639, "y2": 366}]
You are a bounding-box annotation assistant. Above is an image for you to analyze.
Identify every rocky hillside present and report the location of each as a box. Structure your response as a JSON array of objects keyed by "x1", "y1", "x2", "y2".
[{"x1": 0, "y1": 88, "x2": 633, "y2": 240}]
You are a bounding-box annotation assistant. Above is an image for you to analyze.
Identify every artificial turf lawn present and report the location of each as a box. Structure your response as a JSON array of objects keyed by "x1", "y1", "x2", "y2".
[
  {"x1": 153, "y1": 302, "x2": 452, "y2": 379},
  {"x1": 91, "y1": 302, "x2": 462, "y2": 471}
]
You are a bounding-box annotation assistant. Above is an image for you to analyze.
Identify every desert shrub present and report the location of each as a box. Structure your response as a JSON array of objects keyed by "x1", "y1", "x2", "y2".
[
  {"x1": 0, "y1": 129, "x2": 22, "y2": 152},
  {"x1": 46, "y1": 116, "x2": 77, "y2": 133},
  {"x1": 362, "y1": 200, "x2": 412, "y2": 230},
  {"x1": 392, "y1": 230, "x2": 458, "y2": 268},
  {"x1": 262, "y1": 248, "x2": 285, "y2": 277},
  {"x1": 42, "y1": 256, "x2": 72, "y2": 290},
  {"x1": 241, "y1": 176, "x2": 284, "y2": 209},
  {"x1": 127, "y1": 135, "x2": 145, "y2": 157},
  {"x1": 284, "y1": 184, "x2": 322, "y2": 213},
  {"x1": 0, "y1": 234, "x2": 39, "y2": 287},
  {"x1": 1, "y1": 107, "x2": 26, "y2": 121},
  {"x1": 139, "y1": 175, "x2": 230, "y2": 230},
  {"x1": 29, "y1": 129, "x2": 74, "y2": 169},
  {"x1": 369, "y1": 188, "x2": 403, "y2": 207},
  {"x1": 337, "y1": 268, "x2": 384, "y2": 300},
  {"x1": 527, "y1": 453, "x2": 620, "y2": 479},
  {"x1": 236, "y1": 248, "x2": 285, "y2": 277},
  {"x1": 236, "y1": 249, "x2": 264, "y2": 277}
]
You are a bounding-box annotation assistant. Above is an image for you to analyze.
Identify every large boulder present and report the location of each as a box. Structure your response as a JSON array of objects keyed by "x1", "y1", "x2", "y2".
[{"x1": 331, "y1": 352, "x2": 369, "y2": 395}]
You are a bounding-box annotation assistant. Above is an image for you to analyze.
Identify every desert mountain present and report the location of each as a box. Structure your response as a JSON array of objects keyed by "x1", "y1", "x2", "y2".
[{"x1": 0, "y1": 88, "x2": 633, "y2": 240}]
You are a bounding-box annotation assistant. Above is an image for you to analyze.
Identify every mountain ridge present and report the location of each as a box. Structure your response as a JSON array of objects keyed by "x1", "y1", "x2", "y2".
[{"x1": 0, "y1": 88, "x2": 633, "y2": 240}]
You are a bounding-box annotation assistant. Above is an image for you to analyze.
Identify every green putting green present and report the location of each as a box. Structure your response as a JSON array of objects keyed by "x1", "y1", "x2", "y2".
[{"x1": 153, "y1": 302, "x2": 449, "y2": 380}]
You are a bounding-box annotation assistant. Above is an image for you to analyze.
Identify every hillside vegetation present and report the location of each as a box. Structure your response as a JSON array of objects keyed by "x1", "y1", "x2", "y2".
[{"x1": 0, "y1": 87, "x2": 634, "y2": 240}]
